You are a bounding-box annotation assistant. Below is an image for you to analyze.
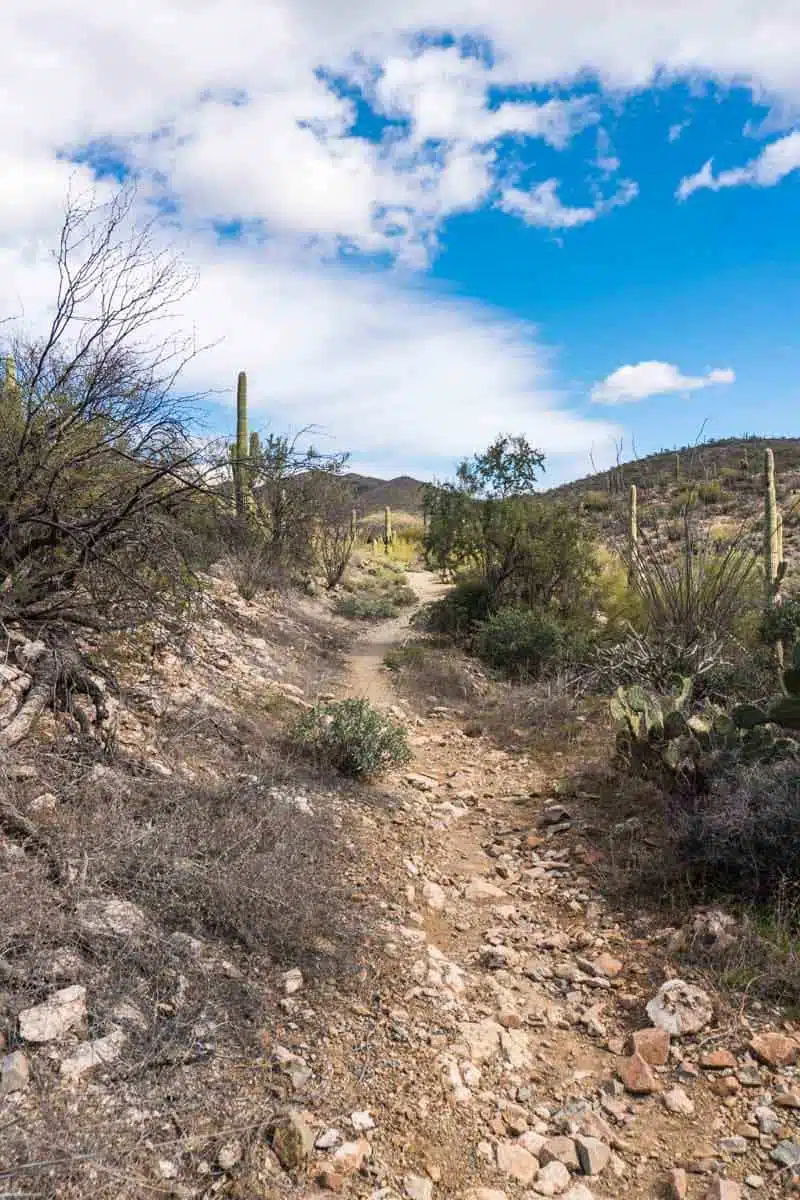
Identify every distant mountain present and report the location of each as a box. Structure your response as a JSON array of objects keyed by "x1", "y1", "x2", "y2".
[{"x1": 345, "y1": 473, "x2": 425, "y2": 518}]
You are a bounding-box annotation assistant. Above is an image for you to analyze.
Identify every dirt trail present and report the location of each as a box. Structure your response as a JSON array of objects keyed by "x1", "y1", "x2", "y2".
[
  {"x1": 344, "y1": 569, "x2": 449, "y2": 705},
  {"x1": 321, "y1": 573, "x2": 798, "y2": 1200}
]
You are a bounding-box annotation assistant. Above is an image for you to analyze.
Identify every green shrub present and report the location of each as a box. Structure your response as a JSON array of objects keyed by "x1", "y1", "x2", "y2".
[
  {"x1": 698, "y1": 480, "x2": 724, "y2": 504},
  {"x1": 582, "y1": 490, "x2": 611, "y2": 512},
  {"x1": 293, "y1": 698, "x2": 412, "y2": 778},
  {"x1": 335, "y1": 593, "x2": 399, "y2": 619},
  {"x1": 413, "y1": 576, "x2": 492, "y2": 640},
  {"x1": 475, "y1": 607, "x2": 571, "y2": 679}
]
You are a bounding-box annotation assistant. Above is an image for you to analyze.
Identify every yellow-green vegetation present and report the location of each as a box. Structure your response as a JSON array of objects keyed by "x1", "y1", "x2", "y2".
[{"x1": 336, "y1": 562, "x2": 417, "y2": 619}]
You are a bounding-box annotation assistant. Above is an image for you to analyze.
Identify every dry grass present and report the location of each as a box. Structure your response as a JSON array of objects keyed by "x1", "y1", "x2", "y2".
[{"x1": 383, "y1": 637, "x2": 488, "y2": 708}]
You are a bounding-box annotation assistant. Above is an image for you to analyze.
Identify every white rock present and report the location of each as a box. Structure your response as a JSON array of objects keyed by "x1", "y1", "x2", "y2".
[
  {"x1": 315, "y1": 1128, "x2": 342, "y2": 1150},
  {"x1": 422, "y1": 881, "x2": 446, "y2": 911},
  {"x1": 76, "y1": 897, "x2": 150, "y2": 939},
  {"x1": 218, "y1": 1141, "x2": 242, "y2": 1171},
  {"x1": 351, "y1": 1110, "x2": 376, "y2": 1132},
  {"x1": 460, "y1": 1018, "x2": 503, "y2": 1065},
  {"x1": 1, "y1": 1051, "x2": 30, "y2": 1093},
  {"x1": 59, "y1": 1028, "x2": 126, "y2": 1080},
  {"x1": 283, "y1": 968, "x2": 304, "y2": 995},
  {"x1": 405, "y1": 1174, "x2": 434, "y2": 1200},
  {"x1": 465, "y1": 878, "x2": 507, "y2": 902},
  {"x1": 663, "y1": 1086, "x2": 695, "y2": 1116},
  {"x1": 19, "y1": 985, "x2": 87, "y2": 1043},
  {"x1": 646, "y1": 979, "x2": 713, "y2": 1036},
  {"x1": 533, "y1": 1161, "x2": 571, "y2": 1196}
]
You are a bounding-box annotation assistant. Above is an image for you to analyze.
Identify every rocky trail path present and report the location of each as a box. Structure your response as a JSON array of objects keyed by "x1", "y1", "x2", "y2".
[{"x1": 282, "y1": 570, "x2": 800, "y2": 1200}]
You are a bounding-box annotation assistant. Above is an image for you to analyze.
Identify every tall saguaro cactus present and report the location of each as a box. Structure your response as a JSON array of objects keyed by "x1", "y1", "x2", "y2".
[
  {"x1": 234, "y1": 371, "x2": 249, "y2": 518},
  {"x1": 384, "y1": 506, "x2": 393, "y2": 555}
]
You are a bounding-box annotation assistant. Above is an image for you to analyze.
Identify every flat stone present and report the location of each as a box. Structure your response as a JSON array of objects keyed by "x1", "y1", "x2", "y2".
[
  {"x1": 465, "y1": 878, "x2": 507, "y2": 902},
  {"x1": 646, "y1": 979, "x2": 713, "y2": 1036},
  {"x1": 59, "y1": 1028, "x2": 126, "y2": 1080},
  {"x1": 464, "y1": 1192, "x2": 507, "y2": 1200},
  {"x1": 562, "y1": 1189, "x2": 595, "y2": 1200},
  {"x1": 350, "y1": 1110, "x2": 375, "y2": 1132},
  {"x1": 718, "y1": 1137, "x2": 748, "y2": 1156},
  {"x1": 618, "y1": 1052, "x2": 659, "y2": 1095},
  {"x1": 19, "y1": 985, "x2": 87, "y2": 1043},
  {"x1": 496, "y1": 1142, "x2": 538, "y2": 1184},
  {"x1": 574, "y1": 1137, "x2": 610, "y2": 1177},
  {"x1": 632, "y1": 1027, "x2": 670, "y2": 1066},
  {"x1": 0, "y1": 1051, "x2": 29, "y2": 1093},
  {"x1": 771, "y1": 1141, "x2": 800, "y2": 1170},
  {"x1": 533, "y1": 1161, "x2": 571, "y2": 1196},
  {"x1": 283, "y1": 968, "x2": 304, "y2": 996},
  {"x1": 774, "y1": 1090, "x2": 800, "y2": 1109},
  {"x1": 76, "y1": 897, "x2": 150, "y2": 939},
  {"x1": 701, "y1": 1050, "x2": 738, "y2": 1071},
  {"x1": 705, "y1": 1182, "x2": 741, "y2": 1200},
  {"x1": 540, "y1": 1137, "x2": 580, "y2": 1172},
  {"x1": 749, "y1": 1032, "x2": 798, "y2": 1068},
  {"x1": 663, "y1": 1087, "x2": 695, "y2": 1116},
  {"x1": 460, "y1": 1018, "x2": 502, "y2": 1065},
  {"x1": 590, "y1": 953, "x2": 623, "y2": 979}
]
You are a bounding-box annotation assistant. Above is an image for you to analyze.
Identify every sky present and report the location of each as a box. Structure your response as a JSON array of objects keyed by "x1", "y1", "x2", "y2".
[{"x1": 1, "y1": 1, "x2": 799, "y2": 485}]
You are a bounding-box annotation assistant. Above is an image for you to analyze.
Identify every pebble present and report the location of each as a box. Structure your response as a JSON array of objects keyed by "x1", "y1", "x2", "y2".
[
  {"x1": 663, "y1": 1087, "x2": 695, "y2": 1116},
  {"x1": 405, "y1": 1174, "x2": 434, "y2": 1200}
]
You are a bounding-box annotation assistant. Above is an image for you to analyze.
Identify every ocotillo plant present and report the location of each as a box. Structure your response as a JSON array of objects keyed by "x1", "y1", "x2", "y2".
[
  {"x1": 234, "y1": 370, "x2": 248, "y2": 518},
  {"x1": 764, "y1": 447, "x2": 788, "y2": 669},
  {"x1": 627, "y1": 484, "x2": 638, "y2": 584},
  {"x1": 384, "y1": 506, "x2": 393, "y2": 554},
  {"x1": 350, "y1": 508, "x2": 358, "y2": 541}
]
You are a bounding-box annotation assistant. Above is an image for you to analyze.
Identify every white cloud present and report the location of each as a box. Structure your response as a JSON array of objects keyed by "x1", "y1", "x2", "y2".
[
  {"x1": 668, "y1": 120, "x2": 689, "y2": 142},
  {"x1": 591, "y1": 361, "x2": 736, "y2": 405},
  {"x1": 677, "y1": 130, "x2": 800, "y2": 198},
  {"x1": 0, "y1": 223, "x2": 621, "y2": 473},
  {"x1": 500, "y1": 178, "x2": 638, "y2": 228}
]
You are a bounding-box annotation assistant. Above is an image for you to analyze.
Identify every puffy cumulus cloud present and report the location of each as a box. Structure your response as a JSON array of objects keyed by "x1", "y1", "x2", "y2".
[
  {"x1": 500, "y1": 178, "x2": 638, "y2": 229},
  {"x1": 3, "y1": 0, "x2": 800, "y2": 264},
  {"x1": 677, "y1": 130, "x2": 800, "y2": 198},
  {"x1": 591, "y1": 361, "x2": 735, "y2": 405}
]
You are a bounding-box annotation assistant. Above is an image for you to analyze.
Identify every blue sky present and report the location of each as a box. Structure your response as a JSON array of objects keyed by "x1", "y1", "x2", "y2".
[{"x1": 1, "y1": 2, "x2": 799, "y2": 484}]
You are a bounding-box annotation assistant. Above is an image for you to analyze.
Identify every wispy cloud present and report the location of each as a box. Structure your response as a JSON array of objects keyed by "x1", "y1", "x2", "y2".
[
  {"x1": 499, "y1": 178, "x2": 638, "y2": 229},
  {"x1": 677, "y1": 130, "x2": 800, "y2": 199},
  {"x1": 591, "y1": 361, "x2": 736, "y2": 405}
]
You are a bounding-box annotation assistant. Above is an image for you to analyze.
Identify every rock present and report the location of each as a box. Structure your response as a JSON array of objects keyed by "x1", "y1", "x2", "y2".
[
  {"x1": 406, "y1": 773, "x2": 439, "y2": 792},
  {"x1": 590, "y1": 953, "x2": 622, "y2": 979},
  {"x1": 464, "y1": 1191, "x2": 507, "y2": 1200},
  {"x1": 666, "y1": 1168, "x2": 688, "y2": 1200},
  {"x1": 771, "y1": 1141, "x2": 800, "y2": 1170},
  {"x1": 744, "y1": 1177, "x2": 764, "y2": 1190},
  {"x1": 646, "y1": 979, "x2": 713, "y2": 1036},
  {"x1": 332, "y1": 1140, "x2": 371, "y2": 1175},
  {"x1": 76, "y1": 897, "x2": 150, "y2": 940},
  {"x1": 701, "y1": 1049, "x2": 737, "y2": 1070},
  {"x1": 574, "y1": 1137, "x2": 610, "y2": 1176},
  {"x1": 271, "y1": 1110, "x2": 316, "y2": 1172},
  {"x1": 283, "y1": 968, "x2": 304, "y2": 996},
  {"x1": 663, "y1": 1087, "x2": 695, "y2": 1116},
  {"x1": 156, "y1": 1160, "x2": 179, "y2": 1180},
  {"x1": 60, "y1": 1028, "x2": 126, "y2": 1080},
  {"x1": 318, "y1": 1168, "x2": 345, "y2": 1192},
  {"x1": 718, "y1": 1137, "x2": 747, "y2": 1155},
  {"x1": 704, "y1": 1182, "x2": 741, "y2": 1200},
  {"x1": 465, "y1": 878, "x2": 507, "y2": 902},
  {"x1": 350, "y1": 1110, "x2": 375, "y2": 1132},
  {"x1": 315, "y1": 1129, "x2": 342, "y2": 1151},
  {"x1": 689, "y1": 909, "x2": 739, "y2": 955},
  {"x1": 496, "y1": 1143, "x2": 538, "y2": 1184},
  {"x1": 538, "y1": 805, "x2": 571, "y2": 828},
  {"x1": 533, "y1": 1161, "x2": 571, "y2": 1196},
  {"x1": 405, "y1": 1174, "x2": 434, "y2": 1200},
  {"x1": 631, "y1": 1027, "x2": 670, "y2": 1066},
  {"x1": 562, "y1": 1188, "x2": 595, "y2": 1200},
  {"x1": 774, "y1": 1089, "x2": 800, "y2": 1109},
  {"x1": 540, "y1": 1138, "x2": 580, "y2": 1172},
  {"x1": 19, "y1": 985, "x2": 87, "y2": 1043},
  {"x1": 519, "y1": 1132, "x2": 546, "y2": 1157},
  {"x1": 1, "y1": 1050, "x2": 29, "y2": 1093},
  {"x1": 754, "y1": 1106, "x2": 780, "y2": 1136},
  {"x1": 218, "y1": 1142, "x2": 242, "y2": 1171},
  {"x1": 460, "y1": 1018, "x2": 502, "y2": 1064},
  {"x1": 617, "y1": 1053, "x2": 659, "y2": 1095},
  {"x1": 422, "y1": 881, "x2": 446, "y2": 911},
  {"x1": 748, "y1": 1032, "x2": 798, "y2": 1068}
]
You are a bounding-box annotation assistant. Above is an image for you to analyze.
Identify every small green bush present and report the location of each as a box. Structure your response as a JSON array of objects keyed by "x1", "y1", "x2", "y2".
[
  {"x1": 698, "y1": 480, "x2": 723, "y2": 504},
  {"x1": 475, "y1": 607, "x2": 570, "y2": 679},
  {"x1": 582, "y1": 490, "x2": 611, "y2": 512},
  {"x1": 293, "y1": 698, "x2": 412, "y2": 777},
  {"x1": 413, "y1": 577, "x2": 491, "y2": 640},
  {"x1": 335, "y1": 593, "x2": 400, "y2": 620}
]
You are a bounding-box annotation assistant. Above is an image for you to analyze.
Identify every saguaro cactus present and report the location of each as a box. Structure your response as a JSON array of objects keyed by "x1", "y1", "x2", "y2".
[
  {"x1": 764, "y1": 447, "x2": 788, "y2": 670},
  {"x1": 675, "y1": 452, "x2": 681, "y2": 482},
  {"x1": 234, "y1": 371, "x2": 248, "y2": 517},
  {"x1": 383, "y1": 506, "x2": 393, "y2": 554}
]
